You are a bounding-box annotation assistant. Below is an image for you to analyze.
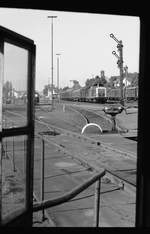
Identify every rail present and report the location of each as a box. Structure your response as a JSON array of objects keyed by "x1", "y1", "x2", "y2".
[{"x1": 33, "y1": 135, "x2": 106, "y2": 227}]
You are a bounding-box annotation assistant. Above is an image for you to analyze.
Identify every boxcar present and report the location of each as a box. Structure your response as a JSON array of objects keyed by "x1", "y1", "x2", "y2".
[
  {"x1": 106, "y1": 88, "x2": 121, "y2": 101},
  {"x1": 60, "y1": 88, "x2": 73, "y2": 101},
  {"x1": 125, "y1": 86, "x2": 138, "y2": 100}
]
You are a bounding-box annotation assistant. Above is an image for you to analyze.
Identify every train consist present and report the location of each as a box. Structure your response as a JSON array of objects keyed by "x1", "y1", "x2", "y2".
[
  {"x1": 60, "y1": 86, "x2": 107, "y2": 103},
  {"x1": 60, "y1": 85, "x2": 138, "y2": 103}
]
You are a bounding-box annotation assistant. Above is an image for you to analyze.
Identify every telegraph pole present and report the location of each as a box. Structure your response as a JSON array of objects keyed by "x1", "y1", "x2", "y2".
[
  {"x1": 47, "y1": 16, "x2": 57, "y2": 111},
  {"x1": 110, "y1": 33, "x2": 124, "y2": 107}
]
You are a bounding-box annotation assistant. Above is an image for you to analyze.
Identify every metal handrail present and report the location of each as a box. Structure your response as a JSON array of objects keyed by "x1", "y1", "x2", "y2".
[
  {"x1": 33, "y1": 169, "x2": 106, "y2": 227},
  {"x1": 33, "y1": 169, "x2": 105, "y2": 211}
]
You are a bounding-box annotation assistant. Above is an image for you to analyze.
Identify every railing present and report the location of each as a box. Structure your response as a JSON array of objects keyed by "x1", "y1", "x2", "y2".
[
  {"x1": 33, "y1": 170, "x2": 105, "y2": 227},
  {"x1": 33, "y1": 135, "x2": 106, "y2": 227}
]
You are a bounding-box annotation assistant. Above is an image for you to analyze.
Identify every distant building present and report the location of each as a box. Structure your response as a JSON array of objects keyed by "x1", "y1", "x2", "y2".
[
  {"x1": 47, "y1": 90, "x2": 52, "y2": 99},
  {"x1": 11, "y1": 89, "x2": 26, "y2": 98},
  {"x1": 113, "y1": 77, "x2": 132, "y2": 87},
  {"x1": 114, "y1": 78, "x2": 120, "y2": 87},
  {"x1": 123, "y1": 77, "x2": 132, "y2": 87},
  {"x1": 109, "y1": 72, "x2": 138, "y2": 88},
  {"x1": 47, "y1": 89, "x2": 57, "y2": 100},
  {"x1": 70, "y1": 80, "x2": 81, "y2": 89}
]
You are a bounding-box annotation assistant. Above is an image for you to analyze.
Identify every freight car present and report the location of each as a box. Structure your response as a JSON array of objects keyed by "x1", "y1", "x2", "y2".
[
  {"x1": 125, "y1": 86, "x2": 138, "y2": 101},
  {"x1": 60, "y1": 88, "x2": 74, "y2": 101},
  {"x1": 106, "y1": 87, "x2": 121, "y2": 101},
  {"x1": 106, "y1": 86, "x2": 138, "y2": 101}
]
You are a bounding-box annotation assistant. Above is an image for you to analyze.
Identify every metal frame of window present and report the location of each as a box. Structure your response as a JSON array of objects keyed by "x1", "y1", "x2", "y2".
[
  {"x1": 135, "y1": 16, "x2": 150, "y2": 227},
  {"x1": 0, "y1": 4, "x2": 148, "y2": 227},
  {"x1": 0, "y1": 25, "x2": 36, "y2": 226}
]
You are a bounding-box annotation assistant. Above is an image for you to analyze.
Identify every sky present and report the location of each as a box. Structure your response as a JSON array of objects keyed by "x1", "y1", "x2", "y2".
[{"x1": 0, "y1": 8, "x2": 140, "y2": 92}]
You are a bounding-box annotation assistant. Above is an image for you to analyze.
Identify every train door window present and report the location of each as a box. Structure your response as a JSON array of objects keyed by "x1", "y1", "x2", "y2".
[{"x1": 0, "y1": 25, "x2": 36, "y2": 226}]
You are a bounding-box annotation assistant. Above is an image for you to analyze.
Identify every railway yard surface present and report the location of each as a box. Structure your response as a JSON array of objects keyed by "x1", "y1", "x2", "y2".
[{"x1": 2, "y1": 100, "x2": 138, "y2": 227}]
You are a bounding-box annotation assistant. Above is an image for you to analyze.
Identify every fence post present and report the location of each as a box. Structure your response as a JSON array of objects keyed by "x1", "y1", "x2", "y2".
[
  {"x1": 94, "y1": 178, "x2": 101, "y2": 227},
  {"x1": 41, "y1": 138, "x2": 46, "y2": 221},
  {"x1": 24, "y1": 136, "x2": 26, "y2": 171},
  {"x1": 12, "y1": 123, "x2": 16, "y2": 172}
]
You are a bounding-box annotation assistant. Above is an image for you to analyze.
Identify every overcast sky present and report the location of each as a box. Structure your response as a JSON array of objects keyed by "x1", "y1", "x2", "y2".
[{"x1": 0, "y1": 8, "x2": 140, "y2": 91}]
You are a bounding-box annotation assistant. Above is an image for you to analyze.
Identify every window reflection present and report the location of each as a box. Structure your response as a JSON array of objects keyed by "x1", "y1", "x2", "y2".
[{"x1": 3, "y1": 43, "x2": 28, "y2": 128}]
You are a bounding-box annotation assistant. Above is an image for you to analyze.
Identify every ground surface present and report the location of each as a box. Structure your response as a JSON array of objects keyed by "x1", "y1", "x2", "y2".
[
  {"x1": 2, "y1": 101, "x2": 138, "y2": 227},
  {"x1": 33, "y1": 102, "x2": 137, "y2": 227}
]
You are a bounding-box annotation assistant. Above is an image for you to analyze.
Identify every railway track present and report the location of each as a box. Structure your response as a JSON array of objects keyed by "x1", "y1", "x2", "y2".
[
  {"x1": 35, "y1": 118, "x2": 136, "y2": 186},
  {"x1": 36, "y1": 103, "x2": 136, "y2": 156},
  {"x1": 35, "y1": 105, "x2": 137, "y2": 185},
  {"x1": 2, "y1": 104, "x2": 137, "y2": 226},
  {"x1": 66, "y1": 104, "x2": 119, "y2": 132},
  {"x1": 4, "y1": 104, "x2": 137, "y2": 185}
]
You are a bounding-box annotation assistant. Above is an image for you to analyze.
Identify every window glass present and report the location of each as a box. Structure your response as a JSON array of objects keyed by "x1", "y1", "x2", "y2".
[
  {"x1": 1, "y1": 135, "x2": 27, "y2": 223},
  {"x1": 3, "y1": 42, "x2": 28, "y2": 128}
]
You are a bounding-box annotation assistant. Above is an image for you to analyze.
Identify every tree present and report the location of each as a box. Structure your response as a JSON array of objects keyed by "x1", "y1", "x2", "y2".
[
  {"x1": 108, "y1": 76, "x2": 118, "y2": 88},
  {"x1": 62, "y1": 86, "x2": 69, "y2": 91},
  {"x1": 100, "y1": 76, "x2": 107, "y2": 86},
  {"x1": 70, "y1": 80, "x2": 81, "y2": 89},
  {"x1": 94, "y1": 75, "x2": 107, "y2": 86},
  {"x1": 43, "y1": 84, "x2": 49, "y2": 96},
  {"x1": 85, "y1": 78, "x2": 95, "y2": 87},
  {"x1": 85, "y1": 75, "x2": 107, "y2": 88}
]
